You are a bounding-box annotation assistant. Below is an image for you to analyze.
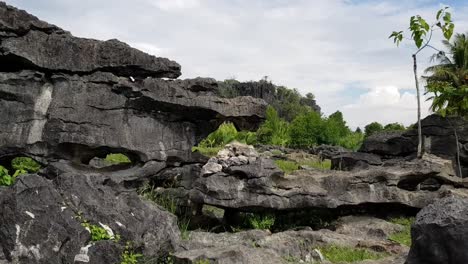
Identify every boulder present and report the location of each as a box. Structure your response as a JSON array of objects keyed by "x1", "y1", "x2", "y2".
[
  {"x1": 359, "y1": 131, "x2": 416, "y2": 157},
  {"x1": 0, "y1": 173, "x2": 180, "y2": 263},
  {"x1": 331, "y1": 152, "x2": 382, "y2": 171},
  {"x1": 407, "y1": 196, "x2": 468, "y2": 264}
]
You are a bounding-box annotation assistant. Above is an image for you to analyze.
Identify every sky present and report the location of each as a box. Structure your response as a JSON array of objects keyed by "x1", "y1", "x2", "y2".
[{"x1": 5, "y1": 0, "x2": 468, "y2": 129}]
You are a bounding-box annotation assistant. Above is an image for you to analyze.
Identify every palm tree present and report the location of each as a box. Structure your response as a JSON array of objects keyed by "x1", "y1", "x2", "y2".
[{"x1": 424, "y1": 33, "x2": 468, "y2": 116}]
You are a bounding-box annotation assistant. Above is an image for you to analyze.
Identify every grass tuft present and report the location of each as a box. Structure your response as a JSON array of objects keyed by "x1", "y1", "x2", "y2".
[
  {"x1": 105, "y1": 153, "x2": 131, "y2": 164},
  {"x1": 388, "y1": 217, "x2": 415, "y2": 246},
  {"x1": 274, "y1": 160, "x2": 299, "y2": 174},
  {"x1": 320, "y1": 245, "x2": 387, "y2": 263}
]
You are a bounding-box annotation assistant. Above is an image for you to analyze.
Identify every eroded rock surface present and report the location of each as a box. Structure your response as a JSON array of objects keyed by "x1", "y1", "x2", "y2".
[
  {"x1": 192, "y1": 150, "x2": 467, "y2": 211},
  {"x1": 0, "y1": 2, "x2": 266, "y2": 263}
]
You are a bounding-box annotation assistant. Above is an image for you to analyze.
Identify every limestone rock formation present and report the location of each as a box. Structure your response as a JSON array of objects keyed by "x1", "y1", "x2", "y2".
[
  {"x1": 0, "y1": 2, "x2": 266, "y2": 263},
  {"x1": 359, "y1": 114, "x2": 468, "y2": 177},
  {"x1": 192, "y1": 151, "x2": 466, "y2": 211},
  {"x1": 407, "y1": 196, "x2": 468, "y2": 264},
  {"x1": 173, "y1": 216, "x2": 408, "y2": 264}
]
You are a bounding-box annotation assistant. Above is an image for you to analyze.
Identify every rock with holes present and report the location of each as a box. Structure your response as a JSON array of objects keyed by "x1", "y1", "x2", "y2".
[
  {"x1": 191, "y1": 154, "x2": 468, "y2": 212},
  {"x1": 0, "y1": 2, "x2": 266, "y2": 166},
  {"x1": 0, "y1": 172, "x2": 180, "y2": 263},
  {"x1": 407, "y1": 196, "x2": 468, "y2": 264}
]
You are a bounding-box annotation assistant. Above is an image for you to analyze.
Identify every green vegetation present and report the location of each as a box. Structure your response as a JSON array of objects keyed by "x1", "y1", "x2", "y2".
[
  {"x1": 274, "y1": 160, "x2": 299, "y2": 174},
  {"x1": 121, "y1": 242, "x2": 143, "y2": 264},
  {"x1": 389, "y1": 7, "x2": 455, "y2": 158},
  {"x1": 247, "y1": 214, "x2": 275, "y2": 230},
  {"x1": 193, "y1": 122, "x2": 257, "y2": 157},
  {"x1": 138, "y1": 184, "x2": 191, "y2": 240},
  {"x1": 257, "y1": 106, "x2": 290, "y2": 146},
  {"x1": 105, "y1": 153, "x2": 131, "y2": 164},
  {"x1": 364, "y1": 122, "x2": 406, "y2": 138},
  {"x1": 320, "y1": 245, "x2": 387, "y2": 263},
  {"x1": 0, "y1": 157, "x2": 41, "y2": 186},
  {"x1": 194, "y1": 259, "x2": 211, "y2": 264},
  {"x1": 274, "y1": 159, "x2": 331, "y2": 174},
  {"x1": 81, "y1": 221, "x2": 113, "y2": 241},
  {"x1": 424, "y1": 32, "x2": 468, "y2": 117},
  {"x1": 388, "y1": 217, "x2": 415, "y2": 247},
  {"x1": 217, "y1": 77, "x2": 314, "y2": 122}
]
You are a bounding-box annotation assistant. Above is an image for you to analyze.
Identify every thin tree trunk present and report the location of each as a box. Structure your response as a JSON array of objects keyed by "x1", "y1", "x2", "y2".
[{"x1": 413, "y1": 54, "x2": 423, "y2": 158}]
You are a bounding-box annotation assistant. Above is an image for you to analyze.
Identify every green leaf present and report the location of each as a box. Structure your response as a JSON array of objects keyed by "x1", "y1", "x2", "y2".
[
  {"x1": 418, "y1": 17, "x2": 430, "y2": 32},
  {"x1": 436, "y1": 9, "x2": 443, "y2": 20},
  {"x1": 443, "y1": 12, "x2": 452, "y2": 23}
]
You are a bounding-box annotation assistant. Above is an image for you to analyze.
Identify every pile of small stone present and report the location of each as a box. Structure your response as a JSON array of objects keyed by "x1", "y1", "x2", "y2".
[{"x1": 201, "y1": 142, "x2": 259, "y2": 176}]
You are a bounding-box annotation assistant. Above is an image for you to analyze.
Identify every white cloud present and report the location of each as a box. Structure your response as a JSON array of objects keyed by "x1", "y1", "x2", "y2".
[
  {"x1": 151, "y1": 0, "x2": 200, "y2": 11},
  {"x1": 343, "y1": 86, "x2": 432, "y2": 129}
]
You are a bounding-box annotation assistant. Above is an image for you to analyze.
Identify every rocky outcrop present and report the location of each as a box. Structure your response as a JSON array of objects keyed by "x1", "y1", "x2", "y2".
[
  {"x1": 359, "y1": 115, "x2": 468, "y2": 177},
  {"x1": 0, "y1": 3, "x2": 266, "y2": 165},
  {"x1": 173, "y1": 216, "x2": 408, "y2": 264},
  {"x1": 192, "y1": 147, "x2": 467, "y2": 211},
  {"x1": 0, "y1": 3, "x2": 266, "y2": 263},
  {"x1": 331, "y1": 152, "x2": 382, "y2": 171},
  {"x1": 0, "y1": 172, "x2": 180, "y2": 263},
  {"x1": 407, "y1": 196, "x2": 468, "y2": 264}
]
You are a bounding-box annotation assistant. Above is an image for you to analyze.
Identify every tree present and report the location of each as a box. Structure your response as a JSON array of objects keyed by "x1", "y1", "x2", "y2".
[
  {"x1": 355, "y1": 127, "x2": 363, "y2": 134},
  {"x1": 364, "y1": 122, "x2": 383, "y2": 138},
  {"x1": 389, "y1": 7, "x2": 455, "y2": 158},
  {"x1": 424, "y1": 33, "x2": 468, "y2": 116},
  {"x1": 384, "y1": 123, "x2": 406, "y2": 131},
  {"x1": 288, "y1": 111, "x2": 324, "y2": 148}
]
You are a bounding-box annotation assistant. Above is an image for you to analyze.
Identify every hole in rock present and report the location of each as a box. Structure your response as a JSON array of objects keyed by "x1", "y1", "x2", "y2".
[
  {"x1": 397, "y1": 176, "x2": 442, "y2": 191},
  {"x1": 55, "y1": 143, "x2": 140, "y2": 169}
]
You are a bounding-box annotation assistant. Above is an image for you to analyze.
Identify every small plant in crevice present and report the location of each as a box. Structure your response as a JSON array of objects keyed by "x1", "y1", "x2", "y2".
[
  {"x1": 0, "y1": 157, "x2": 41, "y2": 186},
  {"x1": 105, "y1": 153, "x2": 132, "y2": 164},
  {"x1": 138, "y1": 184, "x2": 178, "y2": 215},
  {"x1": 388, "y1": 217, "x2": 415, "y2": 247},
  {"x1": 194, "y1": 259, "x2": 211, "y2": 264},
  {"x1": 120, "y1": 242, "x2": 143, "y2": 264},
  {"x1": 76, "y1": 213, "x2": 119, "y2": 242}
]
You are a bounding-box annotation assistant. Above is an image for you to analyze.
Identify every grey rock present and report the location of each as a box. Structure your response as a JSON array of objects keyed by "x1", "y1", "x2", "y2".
[
  {"x1": 0, "y1": 173, "x2": 180, "y2": 263},
  {"x1": 201, "y1": 162, "x2": 223, "y2": 176},
  {"x1": 331, "y1": 152, "x2": 382, "y2": 171},
  {"x1": 407, "y1": 196, "x2": 468, "y2": 264},
  {"x1": 191, "y1": 154, "x2": 464, "y2": 211}
]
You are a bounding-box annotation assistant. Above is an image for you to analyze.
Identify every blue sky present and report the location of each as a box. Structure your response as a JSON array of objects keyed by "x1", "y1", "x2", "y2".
[{"x1": 5, "y1": 0, "x2": 468, "y2": 128}]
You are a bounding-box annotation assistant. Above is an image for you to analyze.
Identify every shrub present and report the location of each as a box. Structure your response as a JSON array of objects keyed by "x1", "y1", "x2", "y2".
[
  {"x1": 247, "y1": 214, "x2": 275, "y2": 230},
  {"x1": 81, "y1": 221, "x2": 113, "y2": 241},
  {"x1": 11, "y1": 157, "x2": 41, "y2": 173},
  {"x1": 0, "y1": 166, "x2": 13, "y2": 186},
  {"x1": 320, "y1": 245, "x2": 386, "y2": 263},
  {"x1": 105, "y1": 153, "x2": 131, "y2": 164},
  {"x1": 288, "y1": 111, "x2": 323, "y2": 148},
  {"x1": 257, "y1": 106, "x2": 290, "y2": 146},
  {"x1": 0, "y1": 157, "x2": 41, "y2": 186},
  {"x1": 337, "y1": 132, "x2": 365, "y2": 151}
]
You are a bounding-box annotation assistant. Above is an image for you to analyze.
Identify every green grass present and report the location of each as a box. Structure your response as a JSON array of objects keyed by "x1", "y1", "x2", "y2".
[
  {"x1": 105, "y1": 153, "x2": 131, "y2": 164},
  {"x1": 388, "y1": 217, "x2": 415, "y2": 246},
  {"x1": 192, "y1": 146, "x2": 222, "y2": 157},
  {"x1": 298, "y1": 159, "x2": 331, "y2": 170},
  {"x1": 138, "y1": 184, "x2": 178, "y2": 215},
  {"x1": 320, "y1": 245, "x2": 387, "y2": 263},
  {"x1": 275, "y1": 159, "x2": 331, "y2": 174},
  {"x1": 275, "y1": 160, "x2": 299, "y2": 174}
]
